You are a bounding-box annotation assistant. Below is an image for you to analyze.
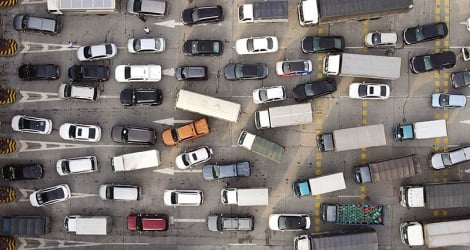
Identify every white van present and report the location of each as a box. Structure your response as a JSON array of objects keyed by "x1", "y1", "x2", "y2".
[
  {"x1": 56, "y1": 156, "x2": 98, "y2": 176},
  {"x1": 175, "y1": 89, "x2": 241, "y2": 123},
  {"x1": 99, "y1": 184, "x2": 140, "y2": 201},
  {"x1": 64, "y1": 215, "x2": 111, "y2": 235}
]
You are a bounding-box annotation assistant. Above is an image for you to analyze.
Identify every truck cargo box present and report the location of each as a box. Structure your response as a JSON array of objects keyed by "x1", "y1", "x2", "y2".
[
  {"x1": 332, "y1": 124, "x2": 386, "y2": 152},
  {"x1": 354, "y1": 155, "x2": 421, "y2": 183}
]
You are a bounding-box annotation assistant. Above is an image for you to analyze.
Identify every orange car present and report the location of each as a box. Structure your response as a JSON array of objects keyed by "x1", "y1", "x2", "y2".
[{"x1": 162, "y1": 118, "x2": 209, "y2": 146}]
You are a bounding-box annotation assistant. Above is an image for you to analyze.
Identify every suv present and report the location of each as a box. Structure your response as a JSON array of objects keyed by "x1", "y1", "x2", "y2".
[
  {"x1": 18, "y1": 64, "x2": 60, "y2": 81},
  {"x1": 58, "y1": 83, "x2": 99, "y2": 101},
  {"x1": 2, "y1": 163, "x2": 43, "y2": 181},
  {"x1": 99, "y1": 184, "x2": 140, "y2": 201},
  {"x1": 163, "y1": 190, "x2": 203, "y2": 206},
  {"x1": 56, "y1": 156, "x2": 98, "y2": 176},
  {"x1": 127, "y1": 0, "x2": 169, "y2": 17},
  {"x1": 127, "y1": 214, "x2": 169, "y2": 232},
  {"x1": 207, "y1": 215, "x2": 254, "y2": 232},
  {"x1": 183, "y1": 40, "x2": 223, "y2": 56},
  {"x1": 68, "y1": 65, "x2": 110, "y2": 82},
  {"x1": 175, "y1": 146, "x2": 213, "y2": 169},
  {"x1": 111, "y1": 125, "x2": 157, "y2": 145},
  {"x1": 120, "y1": 88, "x2": 163, "y2": 106},
  {"x1": 175, "y1": 66, "x2": 208, "y2": 81},
  {"x1": 14, "y1": 14, "x2": 61, "y2": 35}
]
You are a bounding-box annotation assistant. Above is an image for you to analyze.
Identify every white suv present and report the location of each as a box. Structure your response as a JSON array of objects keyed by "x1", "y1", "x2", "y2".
[
  {"x1": 56, "y1": 156, "x2": 98, "y2": 176},
  {"x1": 163, "y1": 190, "x2": 203, "y2": 206},
  {"x1": 58, "y1": 83, "x2": 99, "y2": 101},
  {"x1": 115, "y1": 65, "x2": 162, "y2": 82}
]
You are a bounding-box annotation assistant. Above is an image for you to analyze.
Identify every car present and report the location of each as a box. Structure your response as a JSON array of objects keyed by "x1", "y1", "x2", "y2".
[
  {"x1": 99, "y1": 184, "x2": 140, "y2": 201},
  {"x1": 29, "y1": 184, "x2": 71, "y2": 207},
  {"x1": 268, "y1": 214, "x2": 310, "y2": 231},
  {"x1": 462, "y1": 47, "x2": 470, "y2": 61},
  {"x1": 68, "y1": 65, "x2": 110, "y2": 82},
  {"x1": 235, "y1": 36, "x2": 278, "y2": 55},
  {"x1": 18, "y1": 64, "x2": 59, "y2": 81},
  {"x1": 2, "y1": 163, "x2": 43, "y2": 181},
  {"x1": 202, "y1": 161, "x2": 251, "y2": 180},
  {"x1": 403, "y1": 22, "x2": 448, "y2": 45},
  {"x1": 293, "y1": 78, "x2": 337, "y2": 102},
  {"x1": 111, "y1": 125, "x2": 157, "y2": 145},
  {"x1": 56, "y1": 156, "x2": 98, "y2": 176},
  {"x1": 127, "y1": 0, "x2": 169, "y2": 17},
  {"x1": 348, "y1": 83, "x2": 390, "y2": 100},
  {"x1": 301, "y1": 36, "x2": 345, "y2": 53},
  {"x1": 364, "y1": 32, "x2": 398, "y2": 47},
  {"x1": 175, "y1": 146, "x2": 213, "y2": 169},
  {"x1": 120, "y1": 88, "x2": 163, "y2": 106},
  {"x1": 175, "y1": 66, "x2": 208, "y2": 81},
  {"x1": 410, "y1": 51, "x2": 456, "y2": 74},
  {"x1": 161, "y1": 118, "x2": 210, "y2": 146},
  {"x1": 127, "y1": 37, "x2": 165, "y2": 53},
  {"x1": 127, "y1": 214, "x2": 169, "y2": 232},
  {"x1": 114, "y1": 65, "x2": 162, "y2": 82},
  {"x1": 13, "y1": 14, "x2": 61, "y2": 35},
  {"x1": 275, "y1": 60, "x2": 312, "y2": 76},
  {"x1": 431, "y1": 93, "x2": 467, "y2": 108},
  {"x1": 183, "y1": 40, "x2": 223, "y2": 56},
  {"x1": 252, "y1": 86, "x2": 286, "y2": 104},
  {"x1": 58, "y1": 83, "x2": 99, "y2": 101},
  {"x1": 163, "y1": 190, "x2": 203, "y2": 206},
  {"x1": 430, "y1": 146, "x2": 470, "y2": 169},
  {"x1": 451, "y1": 70, "x2": 470, "y2": 88},
  {"x1": 11, "y1": 115, "x2": 53, "y2": 135},
  {"x1": 182, "y1": 5, "x2": 223, "y2": 25},
  {"x1": 223, "y1": 63, "x2": 268, "y2": 80},
  {"x1": 76, "y1": 43, "x2": 117, "y2": 61},
  {"x1": 207, "y1": 214, "x2": 254, "y2": 232},
  {"x1": 59, "y1": 123, "x2": 102, "y2": 142}
]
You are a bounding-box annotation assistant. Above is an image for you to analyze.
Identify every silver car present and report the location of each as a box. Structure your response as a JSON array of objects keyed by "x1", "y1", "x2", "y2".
[
  {"x1": 431, "y1": 93, "x2": 467, "y2": 108},
  {"x1": 127, "y1": 38, "x2": 165, "y2": 53},
  {"x1": 76, "y1": 43, "x2": 117, "y2": 61},
  {"x1": 430, "y1": 146, "x2": 470, "y2": 169},
  {"x1": 127, "y1": 0, "x2": 168, "y2": 17}
]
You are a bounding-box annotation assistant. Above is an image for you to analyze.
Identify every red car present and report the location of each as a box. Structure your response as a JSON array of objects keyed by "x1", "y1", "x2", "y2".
[{"x1": 127, "y1": 214, "x2": 168, "y2": 232}]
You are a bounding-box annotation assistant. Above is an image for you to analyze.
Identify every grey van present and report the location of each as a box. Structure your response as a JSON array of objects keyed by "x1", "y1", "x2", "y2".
[{"x1": 14, "y1": 14, "x2": 61, "y2": 35}]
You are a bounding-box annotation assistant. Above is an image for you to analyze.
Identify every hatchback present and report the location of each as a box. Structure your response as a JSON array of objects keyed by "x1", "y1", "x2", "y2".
[
  {"x1": 301, "y1": 36, "x2": 344, "y2": 53},
  {"x1": 268, "y1": 214, "x2": 311, "y2": 231},
  {"x1": 120, "y1": 88, "x2": 163, "y2": 106},
  {"x1": 14, "y1": 14, "x2": 61, "y2": 35},
  {"x1": 451, "y1": 70, "x2": 470, "y2": 88},
  {"x1": 431, "y1": 93, "x2": 467, "y2": 108},
  {"x1": 410, "y1": 51, "x2": 456, "y2": 74},
  {"x1": 163, "y1": 190, "x2": 203, "y2": 206},
  {"x1": 224, "y1": 63, "x2": 268, "y2": 80},
  {"x1": 175, "y1": 66, "x2": 208, "y2": 81},
  {"x1": 11, "y1": 115, "x2": 52, "y2": 135},
  {"x1": 275, "y1": 60, "x2": 312, "y2": 76},
  {"x1": 29, "y1": 184, "x2": 71, "y2": 207},
  {"x1": 183, "y1": 40, "x2": 223, "y2": 56},
  {"x1": 18, "y1": 64, "x2": 59, "y2": 81},
  {"x1": 127, "y1": 214, "x2": 168, "y2": 232},
  {"x1": 68, "y1": 65, "x2": 110, "y2": 82},
  {"x1": 127, "y1": 37, "x2": 165, "y2": 53},
  {"x1": 403, "y1": 22, "x2": 448, "y2": 45},
  {"x1": 430, "y1": 146, "x2": 470, "y2": 169},
  {"x1": 182, "y1": 5, "x2": 223, "y2": 25},
  {"x1": 111, "y1": 125, "x2": 157, "y2": 145},
  {"x1": 252, "y1": 86, "x2": 286, "y2": 104},
  {"x1": 293, "y1": 78, "x2": 337, "y2": 102},
  {"x1": 76, "y1": 43, "x2": 117, "y2": 61},
  {"x1": 2, "y1": 163, "x2": 43, "y2": 181},
  {"x1": 364, "y1": 32, "x2": 397, "y2": 47},
  {"x1": 56, "y1": 156, "x2": 98, "y2": 176}
]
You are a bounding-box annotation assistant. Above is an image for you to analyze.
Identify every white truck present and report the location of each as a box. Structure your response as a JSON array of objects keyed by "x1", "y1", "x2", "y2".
[
  {"x1": 238, "y1": 1, "x2": 288, "y2": 23},
  {"x1": 294, "y1": 229, "x2": 378, "y2": 250},
  {"x1": 399, "y1": 181, "x2": 470, "y2": 209},
  {"x1": 317, "y1": 124, "x2": 386, "y2": 152},
  {"x1": 393, "y1": 119, "x2": 447, "y2": 141},
  {"x1": 323, "y1": 53, "x2": 401, "y2": 80},
  {"x1": 400, "y1": 218, "x2": 470, "y2": 248},
  {"x1": 292, "y1": 172, "x2": 346, "y2": 197},
  {"x1": 254, "y1": 103, "x2": 313, "y2": 129},
  {"x1": 111, "y1": 150, "x2": 160, "y2": 172},
  {"x1": 237, "y1": 130, "x2": 285, "y2": 163},
  {"x1": 64, "y1": 216, "x2": 111, "y2": 235},
  {"x1": 220, "y1": 188, "x2": 268, "y2": 206},
  {"x1": 47, "y1": 0, "x2": 119, "y2": 15}
]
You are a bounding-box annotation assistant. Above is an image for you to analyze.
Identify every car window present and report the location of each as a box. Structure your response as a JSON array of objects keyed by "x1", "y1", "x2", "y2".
[
  {"x1": 125, "y1": 66, "x2": 131, "y2": 79},
  {"x1": 84, "y1": 47, "x2": 92, "y2": 58},
  {"x1": 441, "y1": 153, "x2": 452, "y2": 166},
  {"x1": 437, "y1": 23, "x2": 445, "y2": 35},
  {"x1": 213, "y1": 42, "x2": 220, "y2": 53},
  {"x1": 247, "y1": 39, "x2": 254, "y2": 52},
  {"x1": 133, "y1": 0, "x2": 142, "y2": 12},
  {"x1": 415, "y1": 27, "x2": 424, "y2": 41},
  {"x1": 423, "y1": 56, "x2": 433, "y2": 70},
  {"x1": 267, "y1": 38, "x2": 273, "y2": 49}
]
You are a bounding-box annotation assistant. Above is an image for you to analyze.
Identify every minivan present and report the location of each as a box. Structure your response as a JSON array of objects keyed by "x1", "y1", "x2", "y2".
[
  {"x1": 14, "y1": 14, "x2": 62, "y2": 35},
  {"x1": 56, "y1": 156, "x2": 98, "y2": 176},
  {"x1": 99, "y1": 184, "x2": 140, "y2": 201},
  {"x1": 64, "y1": 215, "x2": 112, "y2": 235}
]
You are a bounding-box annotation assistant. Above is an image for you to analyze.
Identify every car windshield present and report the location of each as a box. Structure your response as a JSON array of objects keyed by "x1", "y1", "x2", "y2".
[
  {"x1": 83, "y1": 46, "x2": 92, "y2": 58},
  {"x1": 171, "y1": 192, "x2": 177, "y2": 204},
  {"x1": 170, "y1": 129, "x2": 179, "y2": 142},
  {"x1": 278, "y1": 216, "x2": 304, "y2": 230},
  {"x1": 136, "y1": 216, "x2": 143, "y2": 231},
  {"x1": 436, "y1": 23, "x2": 445, "y2": 35},
  {"x1": 61, "y1": 161, "x2": 70, "y2": 174},
  {"x1": 68, "y1": 125, "x2": 76, "y2": 138},
  {"x1": 124, "y1": 66, "x2": 131, "y2": 79},
  {"x1": 192, "y1": 9, "x2": 201, "y2": 22},
  {"x1": 235, "y1": 65, "x2": 243, "y2": 78},
  {"x1": 266, "y1": 38, "x2": 273, "y2": 49},
  {"x1": 133, "y1": 0, "x2": 142, "y2": 12},
  {"x1": 358, "y1": 85, "x2": 368, "y2": 97},
  {"x1": 464, "y1": 72, "x2": 470, "y2": 84},
  {"x1": 64, "y1": 85, "x2": 72, "y2": 97},
  {"x1": 259, "y1": 89, "x2": 268, "y2": 101},
  {"x1": 304, "y1": 84, "x2": 314, "y2": 96},
  {"x1": 212, "y1": 165, "x2": 220, "y2": 178},
  {"x1": 247, "y1": 39, "x2": 254, "y2": 52},
  {"x1": 441, "y1": 152, "x2": 452, "y2": 166},
  {"x1": 439, "y1": 94, "x2": 450, "y2": 106},
  {"x1": 212, "y1": 42, "x2": 220, "y2": 53},
  {"x1": 8, "y1": 167, "x2": 15, "y2": 179},
  {"x1": 415, "y1": 27, "x2": 424, "y2": 41},
  {"x1": 182, "y1": 68, "x2": 189, "y2": 78},
  {"x1": 182, "y1": 155, "x2": 190, "y2": 166},
  {"x1": 372, "y1": 33, "x2": 381, "y2": 44},
  {"x1": 105, "y1": 44, "x2": 112, "y2": 54},
  {"x1": 423, "y1": 56, "x2": 433, "y2": 70},
  {"x1": 133, "y1": 39, "x2": 141, "y2": 51}
]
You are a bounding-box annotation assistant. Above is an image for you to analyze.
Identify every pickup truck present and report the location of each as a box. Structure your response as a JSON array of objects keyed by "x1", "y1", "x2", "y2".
[
  {"x1": 161, "y1": 118, "x2": 209, "y2": 146},
  {"x1": 207, "y1": 214, "x2": 254, "y2": 231},
  {"x1": 321, "y1": 203, "x2": 384, "y2": 225}
]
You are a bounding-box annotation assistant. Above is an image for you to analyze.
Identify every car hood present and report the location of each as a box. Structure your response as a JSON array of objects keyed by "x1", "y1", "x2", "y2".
[
  {"x1": 13, "y1": 14, "x2": 24, "y2": 30},
  {"x1": 223, "y1": 64, "x2": 236, "y2": 80},
  {"x1": 111, "y1": 125, "x2": 124, "y2": 142},
  {"x1": 29, "y1": 192, "x2": 40, "y2": 207},
  {"x1": 59, "y1": 123, "x2": 73, "y2": 139},
  {"x1": 410, "y1": 56, "x2": 425, "y2": 73},
  {"x1": 430, "y1": 153, "x2": 445, "y2": 169},
  {"x1": 120, "y1": 89, "x2": 133, "y2": 105},
  {"x1": 175, "y1": 154, "x2": 189, "y2": 169},
  {"x1": 301, "y1": 36, "x2": 314, "y2": 52},
  {"x1": 292, "y1": 84, "x2": 307, "y2": 101},
  {"x1": 181, "y1": 8, "x2": 193, "y2": 23},
  {"x1": 202, "y1": 165, "x2": 215, "y2": 180},
  {"x1": 348, "y1": 83, "x2": 361, "y2": 98},
  {"x1": 268, "y1": 215, "x2": 280, "y2": 230},
  {"x1": 452, "y1": 71, "x2": 470, "y2": 88}
]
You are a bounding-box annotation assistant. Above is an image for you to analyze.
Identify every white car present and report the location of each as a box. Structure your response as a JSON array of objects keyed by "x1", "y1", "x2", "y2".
[
  {"x1": 163, "y1": 190, "x2": 203, "y2": 206},
  {"x1": 58, "y1": 83, "x2": 99, "y2": 101},
  {"x1": 11, "y1": 115, "x2": 52, "y2": 135},
  {"x1": 349, "y1": 83, "x2": 390, "y2": 100},
  {"x1": 59, "y1": 123, "x2": 102, "y2": 142},
  {"x1": 56, "y1": 156, "x2": 98, "y2": 176},
  {"x1": 268, "y1": 214, "x2": 311, "y2": 231},
  {"x1": 76, "y1": 43, "x2": 117, "y2": 61},
  {"x1": 114, "y1": 65, "x2": 162, "y2": 82},
  {"x1": 364, "y1": 32, "x2": 398, "y2": 47},
  {"x1": 462, "y1": 47, "x2": 470, "y2": 61},
  {"x1": 175, "y1": 146, "x2": 213, "y2": 169},
  {"x1": 252, "y1": 86, "x2": 286, "y2": 104},
  {"x1": 235, "y1": 36, "x2": 278, "y2": 55},
  {"x1": 29, "y1": 184, "x2": 71, "y2": 207},
  {"x1": 128, "y1": 38, "x2": 165, "y2": 53}
]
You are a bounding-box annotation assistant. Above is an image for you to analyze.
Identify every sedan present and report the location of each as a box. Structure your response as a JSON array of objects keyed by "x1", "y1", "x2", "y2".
[
  {"x1": 224, "y1": 63, "x2": 268, "y2": 80},
  {"x1": 301, "y1": 36, "x2": 344, "y2": 53},
  {"x1": 127, "y1": 37, "x2": 165, "y2": 53},
  {"x1": 431, "y1": 93, "x2": 467, "y2": 108},
  {"x1": 18, "y1": 64, "x2": 59, "y2": 81},
  {"x1": 183, "y1": 40, "x2": 223, "y2": 56},
  {"x1": 29, "y1": 184, "x2": 71, "y2": 207},
  {"x1": 68, "y1": 65, "x2": 110, "y2": 82},
  {"x1": 163, "y1": 190, "x2": 203, "y2": 206},
  {"x1": 127, "y1": 214, "x2": 168, "y2": 232},
  {"x1": 111, "y1": 125, "x2": 157, "y2": 145},
  {"x1": 268, "y1": 214, "x2": 311, "y2": 231},
  {"x1": 293, "y1": 78, "x2": 337, "y2": 102},
  {"x1": 76, "y1": 43, "x2": 117, "y2": 61},
  {"x1": 59, "y1": 123, "x2": 102, "y2": 142},
  {"x1": 451, "y1": 70, "x2": 470, "y2": 88},
  {"x1": 182, "y1": 5, "x2": 223, "y2": 25},
  {"x1": 430, "y1": 146, "x2": 470, "y2": 169},
  {"x1": 235, "y1": 36, "x2": 278, "y2": 55},
  {"x1": 175, "y1": 146, "x2": 213, "y2": 170},
  {"x1": 403, "y1": 22, "x2": 448, "y2": 45},
  {"x1": 348, "y1": 83, "x2": 390, "y2": 100},
  {"x1": 175, "y1": 66, "x2": 208, "y2": 81},
  {"x1": 410, "y1": 51, "x2": 456, "y2": 74},
  {"x1": 120, "y1": 88, "x2": 163, "y2": 106},
  {"x1": 252, "y1": 86, "x2": 286, "y2": 104},
  {"x1": 202, "y1": 161, "x2": 251, "y2": 180},
  {"x1": 2, "y1": 163, "x2": 43, "y2": 181},
  {"x1": 275, "y1": 60, "x2": 312, "y2": 76},
  {"x1": 11, "y1": 115, "x2": 52, "y2": 134},
  {"x1": 114, "y1": 65, "x2": 161, "y2": 82}
]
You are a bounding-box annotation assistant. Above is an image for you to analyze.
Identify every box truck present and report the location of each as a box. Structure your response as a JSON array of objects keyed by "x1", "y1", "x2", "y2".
[
  {"x1": 317, "y1": 124, "x2": 386, "y2": 152},
  {"x1": 321, "y1": 203, "x2": 385, "y2": 225},
  {"x1": 111, "y1": 149, "x2": 160, "y2": 172},
  {"x1": 238, "y1": 1, "x2": 288, "y2": 23},
  {"x1": 292, "y1": 172, "x2": 346, "y2": 197},
  {"x1": 64, "y1": 215, "x2": 111, "y2": 235},
  {"x1": 0, "y1": 216, "x2": 50, "y2": 235},
  {"x1": 47, "y1": 0, "x2": 119, "y2": 15},
  {"x1": 393, "y1": 119, "x2": 447, "y2": 141},
  {"x1": 399, "y1": 181, "x2": 470, "y2": 209},
  {"x1": 254, "y1": 103, "x2": 313, "y2": 129},
  {"x1": 294, "y1": 228, "x2": 378, "y2": 250},
  {"x1": 220, "y1": 188, "x2": 268, "y2": 206},
  {"x1": 237, "y1": 130, "x2": 285, "y2": 163},
  {"x1": 353, "y1": 155, "x2": 421, "y2": 184}
]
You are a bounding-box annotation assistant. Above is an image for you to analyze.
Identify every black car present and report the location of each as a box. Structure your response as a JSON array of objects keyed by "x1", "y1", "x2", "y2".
[
  {"x1": 183, "y1": 40, "x2": 223, "y2": 56},
  {"x1": 224, "y1": 63, "x2": 268, "y2": 80},
  {"x1": 13, "y1": 14, "x2": 61, "y2": 35},
  {"x1": 293, "y1": 78, "x2": 337, "y2": 102},
  {"x1": 111, "y1": 125, "x2": 157, "y2": 145},
  {"x1": 2, "y1": 163, "x2": 44, "y2": 181},
  {"x1": 451, "y1": 70, "x2": 470, "y2": 88},
  {"x1": 403, "y1": 22, "x2": 448, "y2": 45},
  {"x1": 120, "y1": 88, "x2": 163, "y2": 106},
  {"x1": 182, "y1": 5, "x2": 223, "y2": 25},
  {"x1": 410, "y1": 51, "x2": 456, "y2": 74},
  {"x1": 301, "y1": 36, "x2": 345, "y2": 53},
  {"x1": 18, "y1": 64, "x2": 59, "y2": 80},
  {"x1": 68, "y1": 65, "x2": 110, "y2": 82},
  {"x1": 175, "y1": 66, "x2": 208, "y2": 81}
]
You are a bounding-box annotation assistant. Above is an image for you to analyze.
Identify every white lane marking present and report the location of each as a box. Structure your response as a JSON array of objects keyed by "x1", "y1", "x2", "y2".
[
  {"x1": 459, "y1": 120, "x2": 470, "y2": 124},
  {"x1": 171, "y1": 218, "x2": 206, "y2": 223},
  {"x1": 154, "y1": 20, "x2": 184, "y2": 28},
  {"x1": 21, "y1": 0, "x2": 47, "y2": 4},
  {"x1": 18, "y1": 140, "x2": 126, "y2": 153},
  {"x1": 19, "y1": 91, "x2": 61, "y2": 103},
  {"x1": 162, "y1": 68, "x2": 175, "y2": 76},
  {"x1": 100, "y1": 95, "x2": 120, "y2": 99},
  {"x1": 153, "y1": 168, "x2": 202, "y2": 175},
  {"x1": 153, "y1": 117, "x2": 193, "y2": 125},
  {"x1": 20, "y1": 42, "x2": 79, "y2": 54},
  {"x1": 17, "y1": 237, "x2": 148, "y2": 250},
  {"x1": 228, "y1": 243, "x2": 257, "y2": 246},
  {"x1": 18, "y1": 189, "x2": 98, "y2": 201}
]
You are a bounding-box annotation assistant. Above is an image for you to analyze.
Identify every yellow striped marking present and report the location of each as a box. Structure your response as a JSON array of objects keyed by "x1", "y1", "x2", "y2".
[
  {"x1": 434, "y1": 210, "x2": 439, "y2": 216},
  {"x1": 315, "y1": 218, "x2": 320, "y2": 225},
  {"x1": 362, "y1": 119, "x2": 367, "y2": 125},
  {"x1": 442, "y1": 210, "x2": 448, "y2": 216},
  {"x1": 359, "y1": 194, "x2": 366, "y2": 200},
  {"x1": 317, "y1": 73, "x2": 323, "y2": 79},
  {"x1": 435, "y1": 16, "x2": 441, "y2": 22},
  {"x1": 315, "y1": 161, "x2": 321, "y2": 168},
  {"x1": 362, "y1": 101, "x2": 368, "y2": 107},
  {"x1": 315, "y1": 210, "x2": 320, "y2": 216},
  {"x1": 315, "y1": 169, "x2": 321, "y2": 175},
  {"x1": 315, "y1": 226, "x2": 320, "y2": 232},
  {"x1": 315, "y1": 201, "x2": 321, "y2": 207},
  {"x1": 360, "y1": 185, "x2": 366, "y2": 192}
]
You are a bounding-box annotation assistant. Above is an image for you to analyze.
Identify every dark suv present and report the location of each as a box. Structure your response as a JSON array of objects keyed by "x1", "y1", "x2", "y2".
[
  {"x1": 120, "y1": 88, "x2": 163, "y2": 106},
  {"x1": 111, "y1": 125, "x2": 157, "y2": 145},
  {"x1": 68, "y1": 65, "x2": 110, "y2": 82},
  {"x1": 2, "y1": 163, "x2": 44, "y2": 181},
  {"x1": 410, "y1": 51, "x2": 456, "y2": 74},
  {"x1": 183, "y1": 40, "x2": 223, "y2": 56},
  {"x1": 14, "y1": 14, "x2": 61, "y2": 35},
  {"x1": 18, "y1": 64, "x2": 60, "y2": 80}
]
